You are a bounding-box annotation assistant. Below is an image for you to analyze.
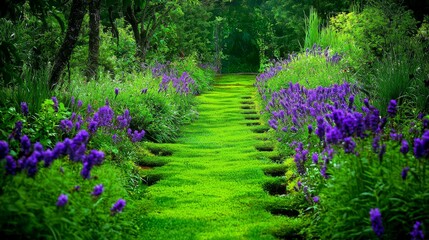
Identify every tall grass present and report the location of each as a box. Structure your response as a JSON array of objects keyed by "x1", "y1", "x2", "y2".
[
  {"x1": 369, "y1": 52, "x2": 411, "y2": 114},
  {"x1": 304, "y1": 8, "x2": 321, "y2": 50},
  {"x1": 0, "y1": 65, "x2": 53, "y2": 114}
]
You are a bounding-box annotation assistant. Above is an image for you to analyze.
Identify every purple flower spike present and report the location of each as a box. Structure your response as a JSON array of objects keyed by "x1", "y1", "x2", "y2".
[
  {"x1": 91, "y1": 184, "x2": 104, "y2": 197},
  {"x1": 21, "y1": 102, "x2": 29, "y2": 116},
  {"x1": 52, "y1": 96, "x2": 59, "y2": 112},
  {"x1": 401, "y1": 167, "x2": 410, "y2": 180},
  {"x1": 77, "y1": 100, "x2": 83, "y2": 108},
  {"x1": 413, "y1": 138, "x2": 425, "y2": 159},
  {"x1": 369, "y1": 208, "x2": 384, "y2": 237},
  {"x1": 115, "y1": 88, "x2": 119, "y2": 96},
  {"x1": 313, "y1": 196, "x2": 319, "y2": 203},
  {"x1": 56, "y1": 194, "x2": 68, "y2": 207},
  {"x1": 348, "y1": 95, "x2": 354, "y2": 109},
  {"x1": 400, "y1": 140, "x2": 409, "y2": 155},
  {"x1": 81, "y1": 162, "x2": 92, "y2": 179},
  {"x1": 0, "y1": 140, "x2": 9, "y2": 159},
  {"x1": 5, "y1": 155, "x2": 16, "y2": 175},
  {"x1": 387, "y1": 99, "x2": 397, "y2": 117},
  {"x1": 20, "y1": 135, "x2": 31, "y2": 155},
  {"x1": 141, "y1": 88, "x2": 148, "y2": 94},
  {"x1": 410, "y1": 221, "x2": 424, "y2": 240},
  {"x1": 312, "y1": 152, "x2": 319, "y2": 164},
  {"x1": 87, "y1": 104, "x2": 92, "y2": 113},
  {"x1": 308, "y1": 125, "x2": 313, "y2": 135},
  {"x1": 111, "y1": 198, "x2": 126, "y2": 214}
]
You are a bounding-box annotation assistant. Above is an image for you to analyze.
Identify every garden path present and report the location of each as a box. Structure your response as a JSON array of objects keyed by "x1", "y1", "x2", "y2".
[{"x1": 139, "y1": 75, "x2": 294, "y2": 239}]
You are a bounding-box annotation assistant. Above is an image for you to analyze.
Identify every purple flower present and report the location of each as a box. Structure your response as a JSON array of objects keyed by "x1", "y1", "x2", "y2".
[
  {"x1": 308, "y1": 125, "x2": 313, "y2": 135},
  {"x1": 364, "y1": 98, "x2": 370, "y2": 108},
  {"x1": 73, "y1": 130, "x2": 89, "y2": 145},
  {"x1": 370, "y1": 208, "x2": 384, "y2": 237},
  {"x1": 410, "y1": 221, "x2": 425, "y2": 240},
  {"x1": 52, "y1": 96, "x2": 59, "y2": 112},
  {"x1": 115, "y1": 88, "x2": 119, "y2": 97},
  {"x1": 81, "y1": 162, "x2": 92, "y2": 179},
  {"x1": 21, "y1": 102, "x2": 29, "y2": 116},
  {"x1": 88, "y1": 120, "x2": 98, "y2": 134},
  {"x1": 312, "y1": 152, "x2": 319, "y2": 164},
  {"x1": 401, "y1": 167, "x2": 410, "y2": 180},
  {"x1": 91, "y1": 184, "x2": 104, "y2": 197},
  {"x1": 343, "y1": 137, "x2": 356, "y2": 154},
  {"x1": 313, "y1": 196, "x2": 319, "y2": 203},
  {"x1": 74, "y1": 185, "x2": 81, "y2": 191},
  {"x1": 5, "y1": 155, "x2": 16, "y2": 175},
  {"x1": 20, "y1": 135, "x2": 31, "y2": 155},
  {"x1": 117, "y1": 109, "x2": 132, "y2": 130},
  {"x1": 413, "y1": 138, "x2": 425, "y2": 158},
  {"x1": 85, "y1": 150, "x2": 105, "y2": 166},
  {"x1": 127, "y1": 129, "x2": 146, "y2": 143},
  {"x1": 348, "y1": 95, "x2": 354, "y2": 109},
  {"x1": 297, "y1": 181, "x2": 302, "y2": 189},
  {"x1": 43, "y1": 149, "x2": 54, "y2": 167},
  {"x1": 87, "y1": 104, "x2": 92, "y2": 113},
  {"x1": 387, "y1": 99, "x2": 397, "y2": 117},
  {"x1": 268, "y1": 119, "x2": 278, "y2": 130},
  {"x1": 372, "y1": 136, "x2": 380, "y2": 153},
  {"x1": 9, "y1": 121, "x2": 23, "y2": 141},
  {"x1": 0, "y1": 140, "x2": 9, "y2": 159},
  {"x1": 320, "y1": 165, "x2": 329, "y2": 179},
  {"x1": 400, "y1": 140, "x2": 409, "y2": 155},
  {"x1": 25, "y1": 154, "x2": 38, "y2": 177},
  {"x1": 53, "y1": 142, "x2": 66, "y2": 159},
  {"x1": 60, "y1": 119, "x2": 73, "y2": 133},
  {"x1": 96, "y1": 106, "x2": 114, "y2": 127},
  {"x1": 111, "y1": 198, "x2": 126, "y2": 214},
  {"x1": 77, "y1": 100, "x2": 82, "y2": 108},
  {"x1": 71, "y1": 96, "x2": 75, "y2": 106},
  {"x1": 141, "y1": 88, "x2": 148, "y2": 94},
  {"x1": 56, "y1": 194, "x2": 68, "y2": 207}
]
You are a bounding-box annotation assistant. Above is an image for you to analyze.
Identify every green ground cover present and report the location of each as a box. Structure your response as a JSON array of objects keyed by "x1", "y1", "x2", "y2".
[{"x1": 136, "y1": 74, "x2": 303, "y2": 239}]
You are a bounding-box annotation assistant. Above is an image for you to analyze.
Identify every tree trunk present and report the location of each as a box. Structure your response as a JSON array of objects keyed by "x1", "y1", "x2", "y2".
[
  {"x1": 49, "y1": 0, "x2": 86, "y2": 89},
  {"x1": 87, "y1": 0, "x2": 101, "y2": 80}
]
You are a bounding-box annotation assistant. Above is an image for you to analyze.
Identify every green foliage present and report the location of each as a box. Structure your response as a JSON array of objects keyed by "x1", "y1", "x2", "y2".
[
  {"x1": 0, "y1": 98, "x2": 69, "y2": 148},
  {"x1": 0, "y1": 159, "x2": 143, "y2": 239},
  {"x1": 71, "y1": 18, "x2": 139, "y2": 79},
  {"x1": 149, "y1": 1, "x2": 214, "y2": 63},
  {"x1": 312, "y1": 135, "x2": 429, "y2": 239},
  {"x1": 27, "y1": 99, "x2": 69, "y2": 147},
  {"x1": 266, "y1": 54, "x2": 350, "y2": 93}
]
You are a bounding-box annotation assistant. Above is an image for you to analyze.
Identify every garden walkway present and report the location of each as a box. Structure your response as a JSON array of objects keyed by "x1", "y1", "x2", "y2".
[{"x1": 139, "y1": 75, "x2": 294, "y2": 239}]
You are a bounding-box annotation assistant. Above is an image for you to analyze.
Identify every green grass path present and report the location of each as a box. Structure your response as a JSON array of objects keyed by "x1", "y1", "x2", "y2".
[{"x1": 138, "y1": 75, "x2": 296, "y2": 239}]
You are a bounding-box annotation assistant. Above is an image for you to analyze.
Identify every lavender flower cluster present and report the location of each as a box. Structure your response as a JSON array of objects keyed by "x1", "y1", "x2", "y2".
[
  {"x1": 58, "y1": 96, "x2": 144, "y2": 144},
  {"x1": 151, "y1": 61, "x2": 174, "y2": 78},
  {"x1": 305, "y1": 44, "x2": 342, "y2": 64},
  {"x1": 159, "y1": 72, "x2": 196, "y2": 95},
  {"x1": 258, "y1": 67, "x2": 429, "y2": 237},
  {"x1": 1, "y1": 129, "x2": 104, "y2": 179}
]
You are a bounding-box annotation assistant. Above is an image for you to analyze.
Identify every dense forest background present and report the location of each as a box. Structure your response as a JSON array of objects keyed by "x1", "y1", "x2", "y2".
[{"x1": 2, "y1": 0, "x2": 429, "y2": 87}]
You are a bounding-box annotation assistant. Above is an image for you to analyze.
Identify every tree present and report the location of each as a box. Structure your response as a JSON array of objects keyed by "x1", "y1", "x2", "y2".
[
  {"x1": 49, "y1": 0, "x2": 86, "y2": 89},
  {"x1": 87, "y1": 0, "x2": 101, "y2": 80}
]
